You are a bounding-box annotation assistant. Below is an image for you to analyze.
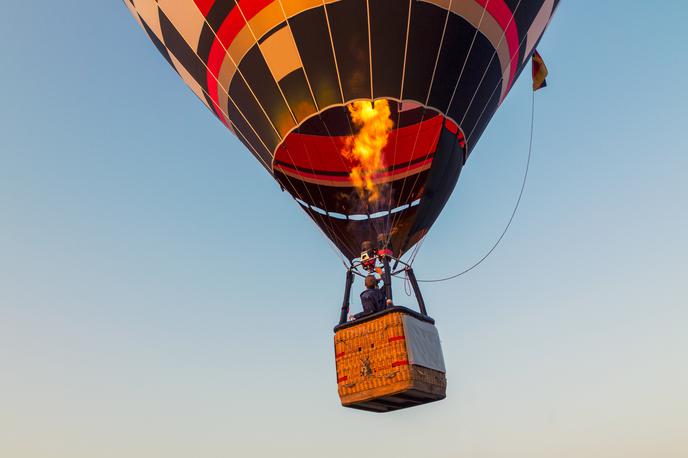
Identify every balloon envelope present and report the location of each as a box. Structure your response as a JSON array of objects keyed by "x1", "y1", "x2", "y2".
[{"x1": 124, "y1": 0, "x2": 558, "y2": 260}]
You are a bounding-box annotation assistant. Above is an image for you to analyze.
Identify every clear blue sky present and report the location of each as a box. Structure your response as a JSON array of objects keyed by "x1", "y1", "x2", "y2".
[{"x1": 1, "y1": 2, "x2": 686, "y2": 457}]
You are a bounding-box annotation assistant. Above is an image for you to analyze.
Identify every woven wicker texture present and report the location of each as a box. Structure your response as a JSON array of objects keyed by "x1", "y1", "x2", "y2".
[{"x1": 334, "y1": 311, "x2": 446, "y2": 407}]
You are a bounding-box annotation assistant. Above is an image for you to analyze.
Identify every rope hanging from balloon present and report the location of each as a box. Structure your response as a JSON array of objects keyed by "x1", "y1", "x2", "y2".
[{"x1": 414, "y1": 90, "x2": 538, "y2": 283}]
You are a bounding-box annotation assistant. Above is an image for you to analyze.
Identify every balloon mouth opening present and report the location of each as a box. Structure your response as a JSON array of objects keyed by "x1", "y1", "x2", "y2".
[
  {"x1": 292, "y1": 196, "x2": 423, "y2": 222},
  {"x1": 273, "y1": 98, "x2": 465, "y2": 213},
  {"x1": 272, "y1": 98, "x2": 466, "y2": 259},
  {"x1": 273, "y1": 98, "x2": 466, "y2": 214}
]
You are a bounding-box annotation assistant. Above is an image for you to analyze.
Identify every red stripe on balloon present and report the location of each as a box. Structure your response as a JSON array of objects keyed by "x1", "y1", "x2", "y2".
[
  {"x1": 273, "y1": 157, "x2": 434, "y2": 185},
  {"x1": 474, "y1": 0, "x2": 520, "y2": 91},
  {"x1": 275, "y1": 116, "x2": 443, "y2": 173},
  {"x1": 193, "y1": 0, "x2": 215, "y2": 17},
  {"x1": 206, "y1": 0, "x2": 274, "y2": 120}
]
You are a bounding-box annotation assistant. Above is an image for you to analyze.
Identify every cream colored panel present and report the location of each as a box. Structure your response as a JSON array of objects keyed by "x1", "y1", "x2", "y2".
[
  {"x1": 228, "y1": 26, "x2": 255, "y2": 69},
  {"x1": 133, "y1": 0, "x2": 163, "y2": 41},
  {"x1": 209, "y1": 27, "x2": 253, "y2": 114},
  {"x1": 158, "y1": 0, "x2": 206, "y2": 50},
  {"x1": 427, "y1": 0, "x2": 451, "y2": 10},
  {"x1": 249, "y1": 2, "x2": 285, "y2": 39},
  {"x1": 169, "y1": 54, "x2": 212, "y2": 111},
  {"x1": 524, "y1": 0, "x2": 554, "y2": 63},
  {"x1": 260, "y1": 26, "x2": 302, "y2": 82},
  {"x1": 283, "y1": 0, "x2": 340, "y2": 18},
  {"x1": 217, "y1": 56, "x2": 238, "y2": 125},
  {"x1": 216, "y1": 6, "x2": 286, "y2": 100}
]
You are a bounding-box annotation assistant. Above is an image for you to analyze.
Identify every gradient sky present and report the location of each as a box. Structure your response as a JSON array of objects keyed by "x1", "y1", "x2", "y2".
[{"x1": 1, "y1": 2, "x2": 686, "y2": 457}]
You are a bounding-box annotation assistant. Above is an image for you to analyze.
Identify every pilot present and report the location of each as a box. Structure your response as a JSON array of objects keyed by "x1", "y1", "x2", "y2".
[{"x1": 355, "y1": 275, "x2": 392, "y2": 318}]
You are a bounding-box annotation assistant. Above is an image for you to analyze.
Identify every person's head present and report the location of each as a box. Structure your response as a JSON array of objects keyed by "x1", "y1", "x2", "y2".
[{"x1": 365, "y1": 275, "x2": 379, "y2": 289}]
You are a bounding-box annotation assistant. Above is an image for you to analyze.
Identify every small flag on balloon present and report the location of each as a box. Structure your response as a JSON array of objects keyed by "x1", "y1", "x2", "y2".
[{"x1": 532, "y1": 50, "x2": 548, "y2": 91}]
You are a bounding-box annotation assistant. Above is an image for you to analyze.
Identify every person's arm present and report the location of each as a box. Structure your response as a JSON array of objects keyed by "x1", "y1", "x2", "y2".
[{"x1": 379, "y1": 288, "x2": 392, "y2": 308}]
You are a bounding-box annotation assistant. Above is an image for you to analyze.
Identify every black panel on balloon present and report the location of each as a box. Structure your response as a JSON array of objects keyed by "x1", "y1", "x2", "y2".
[
  {"x1": 457, "y1": 58, "x2": 501, "y2": 147},
  {"x1": 140, "y1": 17, "x2": 173, "y2": 68},
  {"x1": 369, "y1": 0, "x2": 409, "y2": 98},
  {"x1": 238, "y1": 46, "x2": 295, "y2": 137},
  {"x1": 445, "y1": 32, "x2": 501, "y2": 136},
  {"x1": 464, "y1": 86, "x2": 500, "y2": 146},
  {"x1": 326, "y1": 0, "x2": 372, "y2": 101},
  {"x1": 413, "y1": 127, "x2": 463, "y2": 234},
  {"x1": 279, "y1": 69, "x2": 317, "y2": 123},
  {"x1": 228, "y1": 75, "x2": 281, "y2": 154},
  {"x1": 296, "y1": 106, "x2": 351, "y2": 137},
  {"x1": 159, "y1": 11, "x2": 206, "y2": 87},
  {"x1": 289, "y1": 6, "x2": 343, "y2": 109},
  {"x1": 232, "y1": 124, "x2": 271, "y2": 172},
  {"x1": 402, "y1": 1, "x2": 446, "y2": 103},
  {"x1": 427, "y1": 13, "x2": 476, "y2": 113}
]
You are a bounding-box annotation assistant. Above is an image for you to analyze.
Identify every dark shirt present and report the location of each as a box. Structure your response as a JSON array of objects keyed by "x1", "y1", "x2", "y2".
[{"x1": 357, "y1": 288, "x2": 387, "y2": 318}]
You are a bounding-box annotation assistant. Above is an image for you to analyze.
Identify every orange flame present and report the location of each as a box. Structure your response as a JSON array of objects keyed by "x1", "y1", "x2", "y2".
[{"x1": 342, "y1": 99, "x2": 394, "y2": 203}]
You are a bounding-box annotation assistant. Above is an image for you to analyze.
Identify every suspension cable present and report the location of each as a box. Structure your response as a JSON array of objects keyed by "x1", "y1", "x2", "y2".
[{"x1": 416, "y1": 90, "x2": 537, "y2": 283}]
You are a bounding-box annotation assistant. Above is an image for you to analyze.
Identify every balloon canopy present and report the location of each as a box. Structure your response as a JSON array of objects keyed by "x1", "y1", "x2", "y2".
[{"x1": 124, "y1": 0, "x2": 558, "y2": 260}]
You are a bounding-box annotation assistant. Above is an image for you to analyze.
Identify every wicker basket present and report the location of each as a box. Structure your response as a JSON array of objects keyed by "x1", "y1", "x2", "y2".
[{"x1": 334, "y1": 307, "x2": 446, "y2": 412}]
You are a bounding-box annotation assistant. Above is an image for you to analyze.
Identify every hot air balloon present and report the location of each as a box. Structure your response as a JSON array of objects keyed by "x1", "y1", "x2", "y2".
[{"x1": 124, "y1": 0, "x2": 559, "y2": 412}]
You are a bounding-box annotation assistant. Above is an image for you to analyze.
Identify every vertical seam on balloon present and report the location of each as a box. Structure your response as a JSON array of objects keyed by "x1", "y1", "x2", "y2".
[
  {"x1": 264, "y1": 4, "x2": 354, "y2": 260},
  {"x1": 153, "y1": 10, "x2": 266, "y2": 149},
  {"x1": 196, "y1": 72, "x2": 273, "y2": 171},
  {"x1": 366, "y1": 0, "x2": 373, "y2": 99},
  {"x1": 232, "y1": 0, "x2": 299, "y2": 127},
  {"x1": 321, "y1": 1, "x2": 346, "y2": 105},
  {"x1": 388, "y1": 0, "x2": 491, "y2": 247},
  {"x1": 387, "y1": 0, "x2": 454, "y2": 249},
  {"x1": 198, "y1": 2, "x2": 286, "y2": 146},
  {"x1": 388, "y1": 112, "x2": 445, "y2": 254},
  {"x1": 140, "y1": 1, "x2": 350, "y2": 262},
  {"x1": 390, "y1": 0, "x2": 456, "y2": 243},
  {"x1": 271, "y1": 0, "x2": 346, "y2": 207},
  {"x1": 385, "y1": 104, "x2": 403, "y2": 245},
  {"x1": 212, "y1": 84, "x2": 273, "y2": 170},
  {"x1": 275, "y1": 0, "x2": 320, "y2": 112},
  {"x1": 230, "y1": 116, "x2": 273, "y2": 172},
  {"x1": 445, "y1": 0, "x2": 492, "y2": 115},
  {"x1": 459, "y1": 0, "x2": 522, "y2": 128},
  {"x1": 387, "y1": 0, "x2": 456, "y2": 251},
  {"x1": 386, "y1": 0, "x2": 413, "y2": 247},
  {"x1": 466, "y1": 22, "x2": 531, "y2": 144},
  {"x1": 273, "y1": 0, "x2": 352, "y2": 178},
  {"x1": 392, "y1": 0, "x2": 517, "y2": 252},
  {"x1": 364, "y1": 0, "x2": 386, "y2": 245},
  {"x1": 152, "y1": 2, "x2": 278, "y2": 169},
  {"x1": 399, "y1": 0, "x2": 413, "y2": 101},
  {"x1": 320, "y1": 1, "x2": 356, "y2": 139},
  {"x1": 425, "y1": 0, "x2": 454, "y2": 106}
]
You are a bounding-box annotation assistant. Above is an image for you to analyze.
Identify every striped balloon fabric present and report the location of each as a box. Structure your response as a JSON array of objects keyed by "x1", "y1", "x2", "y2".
[{"x1": 124, "y1": 0, "x2": 558, "y2": 260}]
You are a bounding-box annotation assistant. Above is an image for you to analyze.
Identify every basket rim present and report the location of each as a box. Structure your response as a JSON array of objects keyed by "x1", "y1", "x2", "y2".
[{"x1": 334, "y1": 306, "x2": 434, "y2": 332}]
